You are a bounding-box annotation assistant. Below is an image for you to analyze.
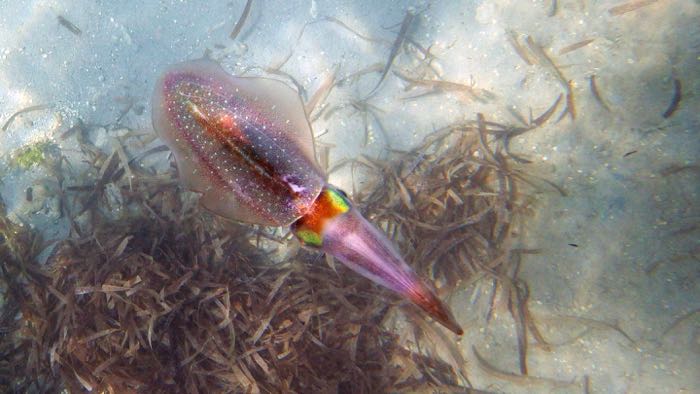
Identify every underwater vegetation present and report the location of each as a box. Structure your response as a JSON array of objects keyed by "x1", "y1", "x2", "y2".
[
  {"x1": 1, "y1": 0, "x2": 697, "y2": 391},
  {"x1": 9, "y1": 140, "x2": 57, "y2": 170},
  {"x1": 0, "y1": 100, "x2": 549, "y2": 392},
  {"x1": 0, "y1": 5, "x2": 585, "y2": 393}
]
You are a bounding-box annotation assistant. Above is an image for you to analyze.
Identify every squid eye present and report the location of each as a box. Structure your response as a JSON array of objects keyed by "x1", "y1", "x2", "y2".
[{"x1": 322, "y1": 186, "x2": 351, "y2": 213}]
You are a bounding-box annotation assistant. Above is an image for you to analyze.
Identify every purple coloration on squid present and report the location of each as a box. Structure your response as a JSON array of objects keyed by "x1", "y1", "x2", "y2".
[
  {"x1": 153, "y1": 59, "x2": 324, "y2": 226},
  {"x1": 152, "y1": 59, "x2": 463, "y2": 335},
  {"x1": 321, "y1": 206, "x2": 463, "y2": 335}
]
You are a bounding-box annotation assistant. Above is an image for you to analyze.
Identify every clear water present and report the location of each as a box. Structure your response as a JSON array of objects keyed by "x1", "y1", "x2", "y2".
[{"x1": 0, "y1": 1, "x2": 698, "y2": 392}]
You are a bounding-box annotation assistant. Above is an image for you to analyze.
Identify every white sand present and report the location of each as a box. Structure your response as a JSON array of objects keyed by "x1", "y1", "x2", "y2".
[{"x1": 1, "y1": 0, "x2": 698, "y2": 392}]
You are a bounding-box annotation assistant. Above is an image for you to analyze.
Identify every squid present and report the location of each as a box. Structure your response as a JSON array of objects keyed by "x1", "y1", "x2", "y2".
[{"x1": 152, "y1": 59, "x2": 462, "y2": 335}]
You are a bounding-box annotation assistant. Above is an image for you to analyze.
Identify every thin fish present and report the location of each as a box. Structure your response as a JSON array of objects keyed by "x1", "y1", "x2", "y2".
[{"x1": 366, "y1": 10, "x2": 415, "y2": 98}]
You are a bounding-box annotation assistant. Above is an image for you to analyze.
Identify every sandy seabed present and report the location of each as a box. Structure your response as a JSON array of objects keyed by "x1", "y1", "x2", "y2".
[{"x1": 1, "y1": 0, "x2": 698, "y2": 392}]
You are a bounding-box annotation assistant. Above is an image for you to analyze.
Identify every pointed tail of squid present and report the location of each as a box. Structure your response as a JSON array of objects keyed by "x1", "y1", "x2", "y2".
[{"x1": 292, "y1": 186, "x2": 463, "y2": 335}]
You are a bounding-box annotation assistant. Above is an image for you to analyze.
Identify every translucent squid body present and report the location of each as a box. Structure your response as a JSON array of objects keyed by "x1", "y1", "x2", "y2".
[{"x1": 152, "y1": 59, "x2": 462, "y2": 335}]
